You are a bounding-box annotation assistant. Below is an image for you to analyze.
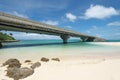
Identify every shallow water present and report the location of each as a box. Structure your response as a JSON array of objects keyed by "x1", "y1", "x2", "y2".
[{"x1": 0, "y1": 40, "x2": 120, "y2": 61}]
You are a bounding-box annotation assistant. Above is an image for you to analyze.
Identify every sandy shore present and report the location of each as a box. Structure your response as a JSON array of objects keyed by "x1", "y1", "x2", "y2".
[
  {"x1": 92, "y1": 42, "x2": 120, "y2": 46},
  {"x1": 0, "y1": 56, "x2": 120, "y2": 80}
]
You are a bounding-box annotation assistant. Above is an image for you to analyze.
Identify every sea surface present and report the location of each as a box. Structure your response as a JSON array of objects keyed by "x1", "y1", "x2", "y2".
[{"x1": 0, "y1": 39, "x2": 120, "y2": 61}]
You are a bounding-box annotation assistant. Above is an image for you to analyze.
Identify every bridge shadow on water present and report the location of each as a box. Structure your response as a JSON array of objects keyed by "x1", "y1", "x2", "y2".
[{"x1": 1, "y1": 41, "x2": 82, "y2": 49}]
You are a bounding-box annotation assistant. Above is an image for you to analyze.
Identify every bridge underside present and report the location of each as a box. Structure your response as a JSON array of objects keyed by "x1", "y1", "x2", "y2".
[
  {"x1": 60, "y1": 35, "x2": 105, "y2": 44},
  {"x1": 0, "y1": 25, "x2": 105, "y2": 44},
  {"x1": 0, "y1": 12, "x2": 106, "y2": 46}
]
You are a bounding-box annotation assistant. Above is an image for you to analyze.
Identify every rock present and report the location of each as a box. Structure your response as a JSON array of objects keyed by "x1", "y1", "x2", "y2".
[
  {"x1": 93, "y1": 38, "x2": 106, "y2": 42},
  {"x1": 51, "y1": 58, "x2": 60, "y2": 62},
  {"x1": 3, "y1": 59, "x2": 41, "y2": 80},
  {"x1": 31, "y1": 62, "x2": 41, "y2": 69},
  {"x1": 2, "y1": 58, "x2": 21, "y2": 68},
  {"x1": 6, "y1": 67, "x2": 34, "y2": 80},
  {"x1": 41, "y1": 57, "x2": 49, "y2": 62},
  {"x1": 24, "y1": 60, "x2": 31, "y2": 63}
]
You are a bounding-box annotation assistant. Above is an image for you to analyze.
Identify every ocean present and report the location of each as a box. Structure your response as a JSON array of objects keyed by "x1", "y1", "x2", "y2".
[{"x1": 0, "y1": 39, "x2": 120, "y2": 61}]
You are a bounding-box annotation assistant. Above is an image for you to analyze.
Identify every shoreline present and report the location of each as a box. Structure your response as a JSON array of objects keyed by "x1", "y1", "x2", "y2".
[
  {"x1": 0, "y1": 40, "x2": 20, "y2": 48},
  {"x1": 1, "y1": 40, "x2": 20, "y2": 43},
  {"x1": 0, "y1": 41, "x2": 120, "y2": 80}
]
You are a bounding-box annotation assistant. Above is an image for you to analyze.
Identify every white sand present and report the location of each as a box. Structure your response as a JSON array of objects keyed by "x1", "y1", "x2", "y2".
[
  {"x1": 0, "y1": 57, "x2": 120, "y2": 80},
  {"x1": 92, "y1": 42, "x2": 120, "y2": 46}
]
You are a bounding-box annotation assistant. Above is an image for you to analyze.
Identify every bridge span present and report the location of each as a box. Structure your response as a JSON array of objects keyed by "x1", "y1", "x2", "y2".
[{"x1": 0, "y1": 12, "x2": 105, "y2": 46}]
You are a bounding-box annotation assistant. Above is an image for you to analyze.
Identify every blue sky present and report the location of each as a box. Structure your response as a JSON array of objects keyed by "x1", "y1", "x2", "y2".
[{"x1": 0, "y1": 0, "x2": 120, "y2": 40}]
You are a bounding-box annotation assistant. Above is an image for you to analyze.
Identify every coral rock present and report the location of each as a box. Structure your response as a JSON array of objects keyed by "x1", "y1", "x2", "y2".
[
  {"x1": 52, "y1": 58, "x2": 60, "y2": 62},
  {"x1": 31, "y1": 62, "x2": 41, "y2": 69},
  {"x1": 2, "y1": 58, "x2": 21, "y2": 68},
  {"x1": 41, "y1": 57, "x2": 49, "y2": 62}
]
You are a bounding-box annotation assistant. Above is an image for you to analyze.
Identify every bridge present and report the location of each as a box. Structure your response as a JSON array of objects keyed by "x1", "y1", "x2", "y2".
[{"x1": 0, "y1": 12, "x2": 105, "y2": 47}]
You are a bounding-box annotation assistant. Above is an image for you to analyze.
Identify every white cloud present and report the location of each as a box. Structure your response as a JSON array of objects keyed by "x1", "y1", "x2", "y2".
[
  {"x1": 92, "y1": 26, "x2": 97, "y2": 30},
  {"x1": 80, "y1": 4, "x2": 119, "y2": 19},
  {"x1": 86, "y1": 26, "x2": 98, "y2": 34},
  {"x1": 95, "y1": 34, "x2": 102, "y2": 37},
  {"x1": 13, "y1": 33, "x2": 60, "y2": 39},
  {"x1": 66, "y1": 26, "x2": 72, "y2": 29},
  {"x1": 1, "y1": 0, "x2": 68, "y2": 13},
  {"x1": 42, "y1": 20, "x2": 59, "y2": 25},
  {"x1": 107, "y1": 21, "x2": 120, "y2": 26},
  {"x1": 12, "y1": 11, "x2": 28, "y2": 18},
  {"x1": 86, "y1": 30, "x2": 91, "y2": 33},
  {"x1": 1, "y1": 31, "x2": 60, "y2": 39},
  {"x1": 66, "y1": 13, "x2": 77, "y2": 22}
]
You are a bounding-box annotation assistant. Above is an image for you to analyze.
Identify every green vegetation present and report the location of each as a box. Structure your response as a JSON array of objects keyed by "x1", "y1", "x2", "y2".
[{"x1": 0, "y1": 32, "x2": 15, "y2": 41}]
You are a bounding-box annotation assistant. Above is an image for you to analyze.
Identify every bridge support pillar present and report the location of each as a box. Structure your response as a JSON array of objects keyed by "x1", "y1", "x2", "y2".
[
  {"x1": 0, "y1": 42, "x2": 2, "y2": 48},
  {"x1": 60, "y1": 35, "x2": 70, "y2": 44}
]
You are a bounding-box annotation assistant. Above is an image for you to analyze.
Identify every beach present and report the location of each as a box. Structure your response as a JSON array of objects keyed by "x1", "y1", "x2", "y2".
[
  {"x1": 0, "y1": 0, "x2": 120, "y2": 79},
  {"x1": 0, "y1": 40, "x2": 120, "y2": 80},
  {"x1": 0, "y1": 56, "x2": 120, "y2": 80}
]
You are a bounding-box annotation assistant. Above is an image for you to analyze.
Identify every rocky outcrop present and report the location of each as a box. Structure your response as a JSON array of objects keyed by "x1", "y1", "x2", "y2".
[
  {"x1": 24, "y1": 60, "x2": 31, "y2": 63},
  {"x1": 51, "y1": 58, "x2": 60, "y2": 62},
  {"x1": 2, "y1": 58, "x2": 21, "y2": 68},
  {"x1": 2, "y1": 58, "x2": 41, "y2": 80},
  {"x1": 41, "y1": 57, "x2": 49, "y2": 62},
  {"x1": 6, "y1": 67, "x2": 34, "y2": 80},
  {"x1": 81, "y1": 36, "x2": 106, "y2": 42},
  {"x1": 31, "y1": 62, "x2": 41, "y2": 69},
  {"x1": 93, "y1": 38, "x2": 106, "y2": 42}
]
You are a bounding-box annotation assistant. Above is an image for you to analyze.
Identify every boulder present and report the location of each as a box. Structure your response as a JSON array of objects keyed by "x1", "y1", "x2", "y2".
[
  {"x1": 6, "y1": 67, "x2": 34, "y2": 80},
  {"x1": 93, "y1": 38, "x2": 106, "y2": 42},
  {"x1": 3, "y1": 59, "x2": 41, "y2": 80},
  {"x1": 31, "y1": 62, "x2": 41, "y2": 69},
  {"x1": 51, "y1": 58, "x2": 60, "y2": 62},
  {"x1": 24, "y1": 60, "x2": 31, "y2": 63},
  {"x1": 2, "y1": 58, "x2": 21, "y2": 68},
  {"x1": 41, "y1": 57, "x2": 49, "y2": 62}
]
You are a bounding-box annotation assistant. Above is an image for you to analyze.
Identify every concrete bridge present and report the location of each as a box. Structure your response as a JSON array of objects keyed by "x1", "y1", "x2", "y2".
[{"x1": 0, "y1": 12, "x2": 105, "y2": 47}]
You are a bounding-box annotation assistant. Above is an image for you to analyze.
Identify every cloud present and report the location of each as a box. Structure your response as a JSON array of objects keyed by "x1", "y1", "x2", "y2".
[
  {"x1": 1, "y1": 31, "x2": 60, "y2": 39},
  {"x1": 66, "y1": 26, "x2": 72, "y2": 29},
  {"x1": 16, "y1": 33, "x2": 59, "y2": 39},
  {"x1": 1, "y1": 0, "x2": 68, "y2": 13},
  {"x1": 12, "y1": 11, "x2": 28, "y2": 18},
  {"x1": 107, "y1": 21, "x2": 120, "y2": 26},
  {"x1": 86, "y1": 30, "x2": 91, "y2": 33},
  {"x1": 42, "y1": 20, "x2": 59, "y2": 25},
  {"x1": 65, "y1": 13, "x2": 77, "y2": 22},
  {"x1": 86, "y1": 26, "x2": 102, "y2": 37},
  {"x1": 86, "y1": 26, "x2": 98, "y2": 33},
  {"x1": 80, "y1": 4, "x2": 119, "y2": 19}
]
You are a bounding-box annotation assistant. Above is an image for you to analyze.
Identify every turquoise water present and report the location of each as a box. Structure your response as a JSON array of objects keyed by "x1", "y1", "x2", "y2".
[{"x1": 0, "y1": 40, "x2": 120, "y2": 60}]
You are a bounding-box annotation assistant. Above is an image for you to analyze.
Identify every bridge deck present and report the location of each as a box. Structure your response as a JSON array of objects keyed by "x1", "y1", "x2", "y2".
[
  {"x1": 0, "y1": 12, "x2": 95, "y2": 38},
  {"x1": 0, "y1": 12, "x2": 106, "y2": 44}
]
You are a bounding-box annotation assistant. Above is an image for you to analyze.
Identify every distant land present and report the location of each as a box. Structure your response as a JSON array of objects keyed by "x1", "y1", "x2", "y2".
[{"x1": 0, "y1": 32, "x2": 18, "y2": 42}]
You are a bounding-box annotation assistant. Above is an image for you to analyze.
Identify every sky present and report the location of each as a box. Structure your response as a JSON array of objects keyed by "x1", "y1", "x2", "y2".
[{"x1": 0, "y1": 0, "x2": 120, "y2": 40}]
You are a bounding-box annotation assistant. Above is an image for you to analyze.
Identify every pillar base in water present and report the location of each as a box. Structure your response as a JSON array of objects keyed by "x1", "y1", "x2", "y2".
[
  {"x1": 60, "y1": 35, "x2": 70, "y2": 44},
  {"x1": 0, "y1": 42, "x2": 2, "y2": 48}
]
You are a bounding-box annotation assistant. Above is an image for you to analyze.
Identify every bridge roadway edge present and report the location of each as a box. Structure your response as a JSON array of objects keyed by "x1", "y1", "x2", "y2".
[{"x1": 0, "y1": 12, "x2": 106, "y2": 46}]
